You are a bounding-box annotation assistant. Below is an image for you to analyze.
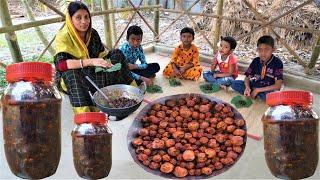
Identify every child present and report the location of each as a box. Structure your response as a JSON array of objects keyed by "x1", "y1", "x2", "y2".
[
  {"x1": 203, "y1": 36, "x2": 238, "y2": 89},
  {"x1": 120, "y1": 25, "x2": 160, "y2": 86},
  {"x1": 231, "y1": 35, "x2": 283, "y2": 101},
  {"x1": 163, "y1": 27, "x2": 202, "y2": 80}
]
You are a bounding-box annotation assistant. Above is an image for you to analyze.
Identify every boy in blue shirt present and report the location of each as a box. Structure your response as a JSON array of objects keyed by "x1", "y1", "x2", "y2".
[
  {"x1": 120, "y1": 25, "x2": 160, "y2": 86},
  {"x1": 231, "y1": 35, "x2": 283, "y2": 101}
]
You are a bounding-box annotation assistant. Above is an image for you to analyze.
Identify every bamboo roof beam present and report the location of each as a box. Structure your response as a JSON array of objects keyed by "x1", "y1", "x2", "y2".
[
  {"x1": 0, "y1": 6, "x2": 160, "y2": 34},
  {"x1": 159, "y1": 9, "x2": 320, "y2": 35}
]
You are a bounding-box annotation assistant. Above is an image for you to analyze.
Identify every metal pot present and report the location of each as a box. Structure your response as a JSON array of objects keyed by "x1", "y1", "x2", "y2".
[{"x1": 89, "y1": 83, "x2": 146, "y2": 120}]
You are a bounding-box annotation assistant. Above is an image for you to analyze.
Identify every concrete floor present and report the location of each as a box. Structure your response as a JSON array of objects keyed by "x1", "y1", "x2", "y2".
[{"x1": 1, "y1": 53, "x2": 320, "y2": 179}]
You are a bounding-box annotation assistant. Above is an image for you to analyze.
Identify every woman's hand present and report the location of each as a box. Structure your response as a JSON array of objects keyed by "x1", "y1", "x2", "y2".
[{"x1": 90, "y1": 58, "x2": 113, "y2": 68}]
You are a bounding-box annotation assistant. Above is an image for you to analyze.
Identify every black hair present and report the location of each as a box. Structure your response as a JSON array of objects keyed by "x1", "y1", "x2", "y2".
[
  {"x1": 68, "y1": 1, "x2": 91, "y2": 19},
  {"x1": 180, "y1": 27, "x2": 195, "y2": 38},
  {"x1": 126, "y1": 25, "x2": 143, "y2": 40},
  {"x1": 257, "y1": 35, "x2": 275, "y2": 48},
  {"x1": 221, "y1": 36, "x2": 237, "y2": 50}
]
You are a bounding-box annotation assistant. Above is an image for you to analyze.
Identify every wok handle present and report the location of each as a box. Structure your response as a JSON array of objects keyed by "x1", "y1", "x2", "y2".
[{"x1": 139, "y1": 81, "x2": 147, "y2": 94}]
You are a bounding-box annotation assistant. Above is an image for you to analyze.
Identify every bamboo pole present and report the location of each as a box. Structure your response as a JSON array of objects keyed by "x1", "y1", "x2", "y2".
[
  {"x1": 0, "y1": 61, "x2": 7, "y2": 68},
  {"x1": 38, "y1": 0, "x2": 65, "y2": 17},
  {"x1": 159, "y1": 9, "x2": 320, "y2": 35},
  {"x1": 213, "y1": 0, "x2": 224, "y2": 51},
  {"x1": 154, "y1": 0, "x2": 160, "y2": 40},
  {"x1": 101, "y1": 0, "x2": 112, "y2": 49},
  {"x1": 108, "y1": 0, "x2": 116, "y2": 46},
  {"x1": 0, "y1": 5, "x2": 161, "y2": 34},
  {"x1": 243, "y1": 0, "x2": 306, "y2": 67},
  {"x1": 22, "y1": 0, "x2": 55, "y2": 56},
  {"x1": 0, "y1": 0, "x2": 23, "y2": 62},
  {"x1": 0, "y1": 17, "x2": 64, "y2": 34},
  {"x1": 113, "y1": 0, "x2": 144, "y2": 48},
  {"x1": 156, "y1": 0, "x2": 201, "y2": 40},
  {"x1": 186, "y1": 14, "x2": 214, "y2": 50},
  {"x1": 36, "y1": 23, "x2": 65, "y2": 61},
  {"x1": 128, "y1": 0, "x2": 158, "y2": 37},
  {"x1": 308, "y1": 36, "x2": 320, "y2": 69},
  {"x1": 238, "y1": 0, "x2": 314, "y2": 40},
  {"x1": 91, "y1": 6, "x2": 160, "y2": 16}
]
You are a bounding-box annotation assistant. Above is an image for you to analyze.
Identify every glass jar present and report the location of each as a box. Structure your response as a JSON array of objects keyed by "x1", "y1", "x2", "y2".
[
  {"x1": 1, "y1": 62, "x2": 62, "y2": 178},
  {"x1": 262, "y1": 91, "x2": 319, "y2": 179},
  {"x1": 72, "y1": 112, "x2": 112, "y2": 179}
]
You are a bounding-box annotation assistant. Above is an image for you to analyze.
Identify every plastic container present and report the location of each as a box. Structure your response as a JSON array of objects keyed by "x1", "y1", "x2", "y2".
[
  {"x1": 262, "y1": 91, "x2": 319, "y2": 179},
  {"x1": 72, "y1": 112, "x2": 112, "y2": 179},
  {"x1": 1, "y1": 62, "x2": 62, "y2": 179}
]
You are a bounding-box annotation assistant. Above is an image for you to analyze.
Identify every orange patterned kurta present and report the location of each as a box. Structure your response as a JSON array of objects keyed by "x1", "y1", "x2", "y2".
[{"x1": 163, "y1": 44, "x2": 202, "y2": 80}]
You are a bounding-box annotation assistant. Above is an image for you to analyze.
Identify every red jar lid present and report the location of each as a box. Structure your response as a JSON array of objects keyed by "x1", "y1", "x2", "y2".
[
  {"x1": 266, "y1": 90, "x2": 313, "y2": 106},
  {"x1": 74, "y1": 112, "x2": 107, "y2": 125},
  {"x1": 6, "y1": 62, "x2": 53, "y2": 82}
]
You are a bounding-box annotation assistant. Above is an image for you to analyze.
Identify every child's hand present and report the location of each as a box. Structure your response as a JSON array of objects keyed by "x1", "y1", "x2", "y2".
[
  {"x1": 251, "y1": 88, "x2": 260, "y2": 99},
  {"x1": 128, "y1": 63, "x2": 138, "y2": 70},
  {"x1": 244, "y1": 87, "x2": 251, "y2": 97},
  {"x1": 140, "y1": 76, "x2": 153, "y2": 86},
  {"x1": 173, "y1": 66, "x2": 182, "y2": 77},
  {"x1": 179, "y1": 67, "x2": 186, "y2": 74}
]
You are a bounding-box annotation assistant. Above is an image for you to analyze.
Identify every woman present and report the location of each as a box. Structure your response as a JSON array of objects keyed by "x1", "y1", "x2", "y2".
[{"x1": 54, "y1": 2, "x2": 135, "y2": 114}]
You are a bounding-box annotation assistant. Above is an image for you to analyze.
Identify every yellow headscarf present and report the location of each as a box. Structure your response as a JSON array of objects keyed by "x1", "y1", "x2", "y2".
[{"x1": 55, "y1": 12, "x2": 92, "y2": 59}]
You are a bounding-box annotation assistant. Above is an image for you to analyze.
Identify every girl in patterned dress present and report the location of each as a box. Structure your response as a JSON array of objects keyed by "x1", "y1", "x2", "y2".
[{"x1": 163, "y1": 27, "x2": 202, "y2": 81}]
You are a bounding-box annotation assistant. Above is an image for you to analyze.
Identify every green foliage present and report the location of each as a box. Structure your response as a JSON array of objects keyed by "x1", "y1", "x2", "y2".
[
  {"x1": 169, "y1": 78, "x2": 182, "y2": 87},
  {"x1": 199, "y1": 83, "x2": 220, "y2": 94},
  {"x1": 231, "y1": 95, "x2": 253, "y2": 108},
  {"x1": 96, "y1": 62, "x2": 122, "y2": 73},
  {"x1": 146, "y1": 84, "x2": 163, "y2": 93}
]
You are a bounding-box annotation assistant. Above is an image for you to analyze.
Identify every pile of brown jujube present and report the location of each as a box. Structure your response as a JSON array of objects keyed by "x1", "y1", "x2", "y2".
[{"x1": 131, "y1": 96, "x2": 246, "y2": 178}]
